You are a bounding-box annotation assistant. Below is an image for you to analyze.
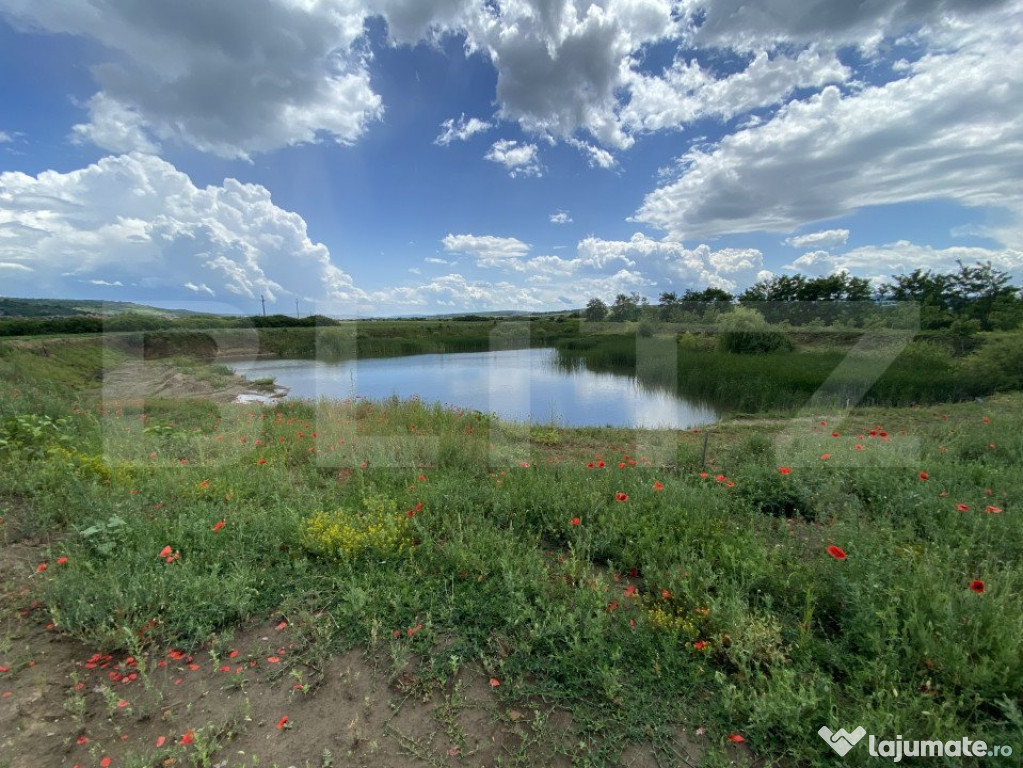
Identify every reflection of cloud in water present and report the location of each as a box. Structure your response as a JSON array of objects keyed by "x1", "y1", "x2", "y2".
[{"x1": 230, "y1": 348, "x2": 719, "y2": 429}]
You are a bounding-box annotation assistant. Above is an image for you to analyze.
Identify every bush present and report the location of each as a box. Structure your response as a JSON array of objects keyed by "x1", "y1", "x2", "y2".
[
  {"x1": 956, "y1": 334, "x2": 1023, "y2": 393},
  {"x1": 304, "y1": 494, "x2": 412, "y2": 561},
  {"x1": 717, "y1": 307, "x2": 794, "y2": 354}
]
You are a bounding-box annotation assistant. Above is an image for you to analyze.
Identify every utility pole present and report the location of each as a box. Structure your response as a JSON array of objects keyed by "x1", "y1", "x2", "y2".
[
  {"x1": 260, "y1": 295, "x2": 266, "y2": 316},
  {"x1": 295, "y1": 299, "x2": 300, "y2": 319}
]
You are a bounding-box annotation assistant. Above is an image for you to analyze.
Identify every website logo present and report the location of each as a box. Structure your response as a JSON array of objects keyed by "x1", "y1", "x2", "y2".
[
  {"x1": 818, "y1": 725, "x2": 1014, "y2": 761},
  {"x1": 819, "y1": 726, "x2": 867, "y2": 756}
]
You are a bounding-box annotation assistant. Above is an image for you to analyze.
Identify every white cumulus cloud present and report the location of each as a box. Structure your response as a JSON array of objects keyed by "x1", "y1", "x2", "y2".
[
  {"x1": 442, "y1": 233, "x2": 531, "y2": 268},
  {"x1": 787, "y1": 240, "x2": 1023, "y2": 280},
  {"x1": 0, "y1": 0, "x2": 383, "y2": 159},
  {"x1": 635, "y1": 12, "x2": 1023, "y2": 243},
  {"x1": 485, "y1": 139, "x2": 543, "y2": 177},
  {"x1": 623, "y1": 46, "x2": 849, "y2": 133},
  {"x1": 0, "y1": 153, "x2": 362, "y2": 308},
  {"x1": 435, "y1": 114, "x2": 493, "y2": 145}
]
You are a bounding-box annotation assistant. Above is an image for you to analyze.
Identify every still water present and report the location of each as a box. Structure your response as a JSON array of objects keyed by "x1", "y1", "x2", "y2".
[{"x1": 230, "y1": 347, "x2": 718, "y2": 429}]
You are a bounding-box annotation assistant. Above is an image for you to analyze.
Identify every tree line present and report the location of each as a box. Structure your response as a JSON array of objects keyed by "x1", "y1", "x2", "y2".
[
  {"x1": 0, "y1": 312, "x2": 342, "y2": 338},
  {"x1": 583, "y1": 261, "x2": 1023, "y2": 331}
]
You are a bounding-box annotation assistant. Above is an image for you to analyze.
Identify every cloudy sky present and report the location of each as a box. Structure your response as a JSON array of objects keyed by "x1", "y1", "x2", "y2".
[{"x1": 1, "y1": 0, "x2": 1022, "y2": 316}]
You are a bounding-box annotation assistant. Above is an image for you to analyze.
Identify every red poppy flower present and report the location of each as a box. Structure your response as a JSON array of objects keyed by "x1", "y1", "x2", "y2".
[
  {"x1": 778, "y1": 467, "x2": 792, "y2": 475},
  {"x1": 692, "y1": 641, "x2": 707, "y2": 650},
  {"x1": 57, "y1": 557, "x2": 68, "y2": 565},
  {"x1": 276, "y1": 716, "x2": 289, "y2": 730},
  {"x1": 100, "y1": 758, "x2": 112, "y2": 768},
  {"x1": 159, "y1": 546, "x2": 172, "y2": 558},
  {"x1": 653, "y1": 481, "x2": 664, "y2": 491},
  {"x1": 266, "y1": 656, "x2": 281, "y2": 664},
  {"x1": 76, "y1": 735, "x2": 88, "y2": 745},
  {"x1": 36, "y1": 563, "x2": 47, "y2": 572},
  {"x1": 831, "y1": 431, "x2": 839, "y2": 437},
  {"x1": 661, "y1": 589, "x2": 671, "y2": 599},
  {"x1": 727, "y1": 734, "x2": 745, "y2": 743},
  {"x1": 597, "y1": 460, "x2": 605, "y2": 468},
  {"x1": 571, "y1": 517, "x2": 581, "y2": 526},
  {"x1": 624, "y1": 584, "x2": 637, "y2": 598},
  {"x1": 715, "y1": 474, "x2": 726, "y2": 482},
  {"x1": 956, "y1": 503, "x2": 970, "y2": 512},
  {"x1": 257, "y1": 458, "x2": 267, "y2": 465},
  {"x1": 489, "y1": 677, "x2": 501, "y2": 688},
  {"x1": 985, "y1": 506, "x2": 1002, "y2": 514},
  {"x1": 586, "y1": 462, "x2": 594, "y2": 468},
  {"x1": 826, "y1": 545, "x2": 847, "y2": 560},
  {"x1": 417, "y1": 474, "x2": 427, "y2": 482},
  {"x1": 820, "y1": 453, "x2": 831, "y2": 461},
  {"x1": 181, "y1": 729, "x2": 195, "y2": 744},
  {"x1": 919, "y1": 471, "x2": 929, "y2": 480},
  {"x1": 156, "y1": 736, "x2": 166, "y2": 748},
  {"x1": 615, "y1": 492, "x2": 629, "y2": 502},
  {"x1": 969, "y1": 580, "x2": 985, "y2": 594},
  {"x1": 212, "y1": 521, "x2": 226, "y2": 532},
  {"x1": 606, "y1": 600, "x2": 619, "y2": 612}
]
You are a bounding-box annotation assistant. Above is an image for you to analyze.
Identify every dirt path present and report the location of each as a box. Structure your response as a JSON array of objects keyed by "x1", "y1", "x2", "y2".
[{"x1": 99, "y1": 360, "x2": 286, "y2": 404}]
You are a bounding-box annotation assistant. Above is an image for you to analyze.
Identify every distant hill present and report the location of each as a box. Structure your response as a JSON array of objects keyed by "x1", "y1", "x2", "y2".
[
  {"x1": 0, "y1": 297, "x2": 583, "y2": 322},
  {"x1": 0, "y1": 297, "x2": 200, "y2": 319}
]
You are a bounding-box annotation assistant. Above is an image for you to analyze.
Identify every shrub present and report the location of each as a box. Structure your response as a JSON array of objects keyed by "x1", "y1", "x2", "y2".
[
  {"x1": 716, "y1": 307, "x2": 794, "y2": 354},
  {"x1": 956, "y1": 334, "x2": 1023, "y2": 393},
  {"x1": 304, "y1": 494, "x2": 412, "y2": 561},
  {"x1": 0, "y1": 413, "x2": 71, "y2": 459}
]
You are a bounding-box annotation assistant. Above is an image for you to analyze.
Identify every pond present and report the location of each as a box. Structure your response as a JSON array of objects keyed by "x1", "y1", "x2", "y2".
[{"x1": 229, "y1": 347, "x2": 719, "y2": 429}]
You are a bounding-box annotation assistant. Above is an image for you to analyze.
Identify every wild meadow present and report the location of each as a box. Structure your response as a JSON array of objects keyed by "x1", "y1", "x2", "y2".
[{"x1": 1, "y1": 332, "x2": 1021, "y2": 767}]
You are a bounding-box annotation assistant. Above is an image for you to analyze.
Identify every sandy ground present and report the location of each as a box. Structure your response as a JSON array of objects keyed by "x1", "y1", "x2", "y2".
[{"x1": 99, "y1": 360, "x2": 286, "y2": 404}]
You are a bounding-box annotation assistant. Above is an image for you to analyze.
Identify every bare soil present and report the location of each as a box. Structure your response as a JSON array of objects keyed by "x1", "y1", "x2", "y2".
[{"x1": 99, "y1": 361, "x2": 284, "y2": 404}]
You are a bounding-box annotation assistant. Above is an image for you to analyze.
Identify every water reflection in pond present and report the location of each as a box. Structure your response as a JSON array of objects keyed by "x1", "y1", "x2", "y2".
[{"x1": 229, "y1": 347, "x2": 718, "y2": 429}]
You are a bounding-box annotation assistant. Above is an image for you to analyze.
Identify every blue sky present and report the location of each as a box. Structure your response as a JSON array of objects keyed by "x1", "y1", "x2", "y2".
[{"x1": 1, "y1": 1, "x2": 1021, "y2": 316}]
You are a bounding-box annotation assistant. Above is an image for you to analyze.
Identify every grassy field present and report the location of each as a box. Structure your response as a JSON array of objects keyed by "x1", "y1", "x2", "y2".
[{"x1": 1, "y1": 337, "x2": 1022, "y2": 767}]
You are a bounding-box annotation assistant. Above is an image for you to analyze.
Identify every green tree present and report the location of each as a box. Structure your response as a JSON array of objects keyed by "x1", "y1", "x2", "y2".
[
  {"x1": 583, "y1": 297, "x2": 608, "y2": 322},
  {"x1": 949, "y1": 260, "x2": 1020, "y2": 330},
  {"x1": 608, "y1": 293, "x2": 643, "y2": 322},
  {"x1": 658, "y1": 291, "x2": 680, "y2": 321},
  {"x1": 682, "y1": 287, "x2": 734, "y2": 304}
]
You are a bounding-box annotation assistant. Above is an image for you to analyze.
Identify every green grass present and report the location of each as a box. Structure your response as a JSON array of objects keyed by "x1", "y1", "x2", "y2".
[{"x1": 2, "y1": 337, "x2": 1022, "y2": 766}]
